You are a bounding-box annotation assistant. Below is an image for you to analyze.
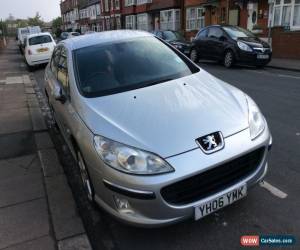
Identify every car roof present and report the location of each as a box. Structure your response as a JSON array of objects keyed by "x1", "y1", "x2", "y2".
[
  {"x1": 26, "y1": 32, "x2": 52, "y2": 39},
  {"x1": 61, "y1": 30, "x2": 153, "y2": 51}
]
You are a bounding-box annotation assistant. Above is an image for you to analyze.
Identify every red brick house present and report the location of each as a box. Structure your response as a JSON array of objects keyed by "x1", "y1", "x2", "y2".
[
  {"x1": 122, "y1": 0, "x2": 183, "y2": 31},
  {"x1": 183, "y1": 0, "x2": 270, "y2": 40},
  {"x1": 100, "y1": 0, "x2": 122, "y2": 31}
]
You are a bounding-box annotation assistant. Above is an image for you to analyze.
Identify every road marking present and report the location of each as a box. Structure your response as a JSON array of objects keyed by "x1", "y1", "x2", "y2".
[
  {"x1": 259, "y1": 181, "x2": 288, "y2": 199},
  {"x1": 242, "y1": 69, "x2": 300, "y2": 79},
  {"x1": 277, "y1": 74, "x2": 300, "y2": 79}
]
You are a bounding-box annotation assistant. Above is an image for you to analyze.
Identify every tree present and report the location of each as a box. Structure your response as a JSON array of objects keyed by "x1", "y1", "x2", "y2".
[
  {"x1": 27, "y1": 12, "x2": 44, "y2": 27},
  {"x1": 52, "y1": 17, "x2": 62, "y2": 37}
]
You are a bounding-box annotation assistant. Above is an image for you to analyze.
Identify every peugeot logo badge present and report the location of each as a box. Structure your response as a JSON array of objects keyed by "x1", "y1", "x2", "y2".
[{"x1": 196, "y1": 132, "x2": 225, "y2": 154}]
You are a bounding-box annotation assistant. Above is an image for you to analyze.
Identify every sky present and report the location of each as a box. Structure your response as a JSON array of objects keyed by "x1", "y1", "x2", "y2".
[{"x1": 0, "y1": 0, "x2": 61, "y2": 22}]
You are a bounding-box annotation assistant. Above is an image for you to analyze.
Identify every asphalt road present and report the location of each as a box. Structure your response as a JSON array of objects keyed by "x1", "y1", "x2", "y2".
[{"x1": 33, "y1": 61, "x2": 300, "y2": 250}]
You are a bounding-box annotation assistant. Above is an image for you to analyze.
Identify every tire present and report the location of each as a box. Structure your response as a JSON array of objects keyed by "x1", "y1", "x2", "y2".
[
  {"x1": 223, "y1": 50, "x2": 235, "y2": 68},
  {"x1": 190, "y1": 48, "x2": 199, "y2": 63},
  {"x1": 77, "y1": 150, "x2": 94, "y2": 202}
]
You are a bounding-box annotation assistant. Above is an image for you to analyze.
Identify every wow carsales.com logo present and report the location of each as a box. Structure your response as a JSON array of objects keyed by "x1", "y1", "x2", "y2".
[{"x1": 241, "y1": 235, "x2": 296, "y2": 247}]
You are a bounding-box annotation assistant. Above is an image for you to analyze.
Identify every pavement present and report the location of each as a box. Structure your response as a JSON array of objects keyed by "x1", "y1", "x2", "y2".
[
  {"x1": 267, "y1": 58, "x2": 300, "y2": 72},
  {"x1": 0, "y1": 39, "x2": 92, "y2": 250}
]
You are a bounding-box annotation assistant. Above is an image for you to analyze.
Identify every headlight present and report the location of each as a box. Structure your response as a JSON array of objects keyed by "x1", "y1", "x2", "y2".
[
  {"x1": 93, "y1": 135, "x2": 174, "y2": 175},
  {"x1": 246, "y1": 95, "x2": 265, "y2": 140},
  {"x1": 237, "y1": 41, "x2": 253, "y2": 52}
]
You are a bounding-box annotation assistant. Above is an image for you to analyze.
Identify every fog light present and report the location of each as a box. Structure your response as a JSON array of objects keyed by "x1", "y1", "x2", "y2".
[{"x1": 114, "y1": 196, "x2": 132, "y2": 211}]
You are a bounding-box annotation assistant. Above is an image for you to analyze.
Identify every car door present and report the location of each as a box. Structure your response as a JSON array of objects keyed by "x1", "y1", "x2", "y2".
[
  {"x1": 206, "y1": 27, "x2": 225, "y2": 60},
  {"x1": 193, "y1": 28, "x2": 209, "y2": 58}
]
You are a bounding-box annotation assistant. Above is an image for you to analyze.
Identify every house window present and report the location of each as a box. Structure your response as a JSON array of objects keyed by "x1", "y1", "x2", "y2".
[
  {"x1": 137, "y1": 0, "x2": 151, "y2": 5},
  {"x1": 106, "y1": 17, "x2": 111, "y2": 30},
  {"x1": 186, "y1": 7, "x2": 205, "y2": 31},
  {"x1": 126, "y1": 15, "x2": 136, "y2": 29},
  {"x1": 115, "y1": 0, "x2": 120, "y2": 10},
  {"x1": 111, "y1": 0, "x2": 114, "y2": 10},
  {"x1": 160, "y1": 9, "x2": 181, "y2": 31},
  {"x1": 116, "y1": 15, "x2": 121, "y2": 29},
  {"x1": 96, "y1": 4, "x2": 101, "y2": 16},
  {"x1": 137, "y1": 13, "x2": 150, "y2": 31},
  {"x1": 272, "y1": 0, "x2": 300, "y2": 29},
  {"x1": 125, "y1": 0, "x2": 136, "y2": 7},
  {"x1": 294, "y1": 0, "x2": 300, "y2": 25},
  {"x1": 105, "y1": 0, "x2": 109, "y2": 12}
]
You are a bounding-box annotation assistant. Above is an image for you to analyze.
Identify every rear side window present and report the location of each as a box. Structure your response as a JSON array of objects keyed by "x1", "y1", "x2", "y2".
[
  {"x1": 196, "y1": 29, "x2": 207, "y2": 39},
  {"x1": 50, "y1": 47, "x2": 61, "y2": 77},
  {"x1": 208, "y1": 27, "x2": 223, "y2": 39},
  {"x1": 57, "y1": 48, "x2": 69, "y2": 94},
  {"x1": 29, "y1": 35, "x2": 52, "y2": 46}
]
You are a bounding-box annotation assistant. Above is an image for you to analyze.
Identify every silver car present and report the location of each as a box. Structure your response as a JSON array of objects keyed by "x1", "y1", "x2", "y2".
[{"x1": 45, "y1": 30, "x2": 272, "y2": 227}]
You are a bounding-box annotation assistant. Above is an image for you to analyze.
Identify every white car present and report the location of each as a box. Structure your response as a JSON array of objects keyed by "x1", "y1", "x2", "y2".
[{"x1": 24, "y1": 32, "x2": 56, "y2": 69}]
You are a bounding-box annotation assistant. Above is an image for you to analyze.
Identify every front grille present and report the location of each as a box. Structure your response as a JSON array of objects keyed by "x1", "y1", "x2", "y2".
[
  {"x1": 161, "y1": 147, "x2": 265, "y2": 205},
  {"x1": 253, "y1": 48, "x2": 271, "y2": 53}
]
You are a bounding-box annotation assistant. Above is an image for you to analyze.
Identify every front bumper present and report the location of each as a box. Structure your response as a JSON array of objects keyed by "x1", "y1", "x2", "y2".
[
  {"x1": 236, "y1": 50, "x2": 272, "y2": 66},
  {"x1": 85, "y1": 127, "x2": 271, "y2": 227}
]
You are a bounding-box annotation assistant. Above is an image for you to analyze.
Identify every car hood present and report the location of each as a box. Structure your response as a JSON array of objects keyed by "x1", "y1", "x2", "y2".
[
  {"x1": 238, "y1": 37, "x2": 270, "y2": 48},
  {"x1": 78, "y1": 70, "x2": 249, "y2": 158}
]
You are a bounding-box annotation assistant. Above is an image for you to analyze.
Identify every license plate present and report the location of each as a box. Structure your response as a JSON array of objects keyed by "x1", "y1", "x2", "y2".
[
  {"x1": 194, "y1": 184, "x2": 247, "y2": 220},
  {"x1": 257, "y1": 54, "x2": 269, "y2": 59},
  {"x1": 37, "y1": 48, "x2": 49, "y2": 53}
]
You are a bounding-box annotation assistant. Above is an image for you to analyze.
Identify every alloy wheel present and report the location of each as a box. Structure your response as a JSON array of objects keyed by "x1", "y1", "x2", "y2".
[
  {"x1": 224, "y1": 51, "x2": 234, "y2": 68},
  {"x1": 190, "y1": 49, "x2": 198, "y2": 63}
]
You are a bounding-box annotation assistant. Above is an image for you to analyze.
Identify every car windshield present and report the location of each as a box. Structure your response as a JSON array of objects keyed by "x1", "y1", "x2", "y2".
[
  {"x1": 74, "y1": 37, "x2": 198, "y2": 97},
  {"x1": 29, "y1": 35, "x2": 52, "y2": 45},
  {"x1": 163, "y1": 31, "x2": 184, "y2": 41},
  {"x1": 223, "y1": 26, "x2": 255, "y2": 40}
]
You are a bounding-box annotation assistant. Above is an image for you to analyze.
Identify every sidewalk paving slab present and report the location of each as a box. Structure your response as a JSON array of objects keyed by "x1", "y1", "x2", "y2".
[
  {"x1": 5, "y1": 76, "x2": 23, "y2": 84},
  {"x1": 0, "y1": 108, "x2": 32, "y2": 135},
  {"x1": 0, "y1": 172, "x2": 44, "y2": 208},
  {"x1": 34, "y1": 132, "x2": 54, "y2": 150},
  {"x1": 0, "y1": 198, "x2": 50, "y2": 249},
  {"x1": 5, "y1": 236, "x2": 56, "y2": 250},
  {"x1": 0, "y1": 154, "x2": 41, "y2": 181},
  {"x1": 29, "y1": 107, "x2": 47, "y2": 131},
  {"x1": 58, "y1": 234, "x2": 92, "y2": 250},
  {"x1": 0, "y1": 132, "x2": 36, "y2": 159},
  {"x1": 38, "y1": 149, "x2": 64, "y2": 177},
  {"x1": 45, "y1": 174, "x2": 85, "y2": 241}
]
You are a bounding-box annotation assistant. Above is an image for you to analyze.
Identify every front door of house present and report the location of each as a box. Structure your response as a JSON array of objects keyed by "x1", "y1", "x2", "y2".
[{"x1": 247, "y1": 3, "x2": 258, "y2": 31}]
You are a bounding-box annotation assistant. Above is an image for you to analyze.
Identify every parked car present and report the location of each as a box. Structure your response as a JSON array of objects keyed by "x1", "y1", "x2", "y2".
[
  {"x1": 190, "y1": 25, "x2": 272, "y2": 68},
  {"x1": 44, "y1": 30, "x2": 272, "y2": 227},
  {"x1": 152, "y1": 30, "x2": 192, "y2": 56},
  {"x1": 17, "y1": 26, "x2": 41, "y2": 53},
  {"x1": 60, "y1": 31, "x2": 81, "y2": 41},
  {"x1": 24, "y1": 32, "x2": 56, "y2": 70}
]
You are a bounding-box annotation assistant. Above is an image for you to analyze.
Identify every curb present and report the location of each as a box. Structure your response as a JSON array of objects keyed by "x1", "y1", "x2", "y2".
[
  {"x1": 26, "y1": 74, "x2": 93, "y2": 250},
  {"x1": 266, "y1": 65, "x2": 300, "y2": 73}
]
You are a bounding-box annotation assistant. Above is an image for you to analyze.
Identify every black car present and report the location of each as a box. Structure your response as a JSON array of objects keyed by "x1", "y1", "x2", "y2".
[
  {"x1": 153, "y1": 30, "x2": 192, "y2": 56},
  {"x1": 190, "y1": 25, "x2": 272, "y2": 68}
]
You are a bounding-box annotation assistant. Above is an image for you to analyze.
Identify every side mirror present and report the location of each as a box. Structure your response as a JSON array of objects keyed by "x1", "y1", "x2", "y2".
[{"x1": 53, "y1": 85, "x2": 66, "y2": 104}]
